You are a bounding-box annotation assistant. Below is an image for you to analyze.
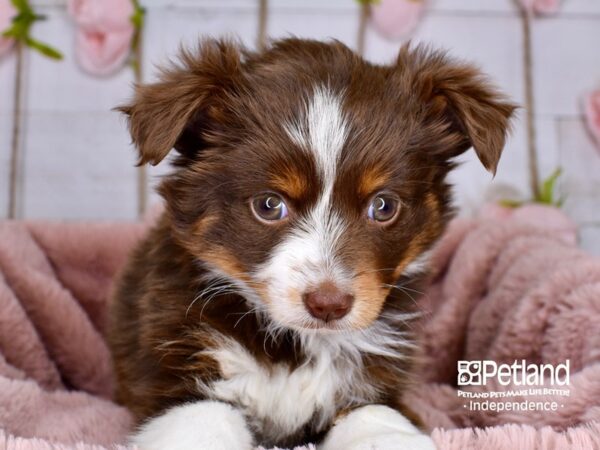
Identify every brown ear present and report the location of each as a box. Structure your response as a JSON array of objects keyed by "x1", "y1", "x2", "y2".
[
  {"x1": 118, "y1": 39, "x2": 245, "y2": 166},
  {"x1": 398, "y1": 46, "x2": 517, "y2": 175}
]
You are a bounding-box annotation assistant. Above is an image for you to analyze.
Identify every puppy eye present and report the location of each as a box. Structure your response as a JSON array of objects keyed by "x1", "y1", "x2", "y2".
[
  {"x1": 251, "y1": 193, "x2": 289, "y2": 222},
  {"x1": 367, "y1": 193, "x2": 400, "y2": 223}
]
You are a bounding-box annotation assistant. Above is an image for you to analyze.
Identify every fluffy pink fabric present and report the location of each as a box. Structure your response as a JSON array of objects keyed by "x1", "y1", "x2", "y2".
[
  {"x1": 370, "y1": 0, "x2": 425, "y2": 40},
  {"x1": 480, "y1": 203, "x2": 578, "y2": 244},
  {"x1": 0, "y1": 221, "x2": 144, "y2": 447},
  {"x1": 584, "y1": 90, "x2": 600, "y2": 152},
  {"x1": 404, "y1": 207, "x2": 600, "y2": 438},
  {"x1": 67, "y1": 0, "x2": 134, "y2": 76},
  {"x1": 0, "y1": 0, "x2": 16, "y2": 57},
  {"x1": 0, "y1": 206, "x2": 599, "y2": 449}
]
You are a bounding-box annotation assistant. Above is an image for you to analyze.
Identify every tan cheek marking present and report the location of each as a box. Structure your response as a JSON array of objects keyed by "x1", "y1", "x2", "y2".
[
  {"x1": 350, "y1": 264, "x2": 389, "y2": 329},
  {"x1": 199, "y1": 247, "x2": 272, "y2": 306},
  {"x1": 253, "y1": 283, "x2": 271, "y2": 305},
  {"x1": 182, "y1": 214, "x2": 219, "y2": 250},
  {"x1": 424, "y1": 191, "x2": 441, "y2": 215},
  {"x1": 181, "y1": 217, "x2": 274, "y2": 305},
  {"x1": 180, "y1": 215, "x2": 248, "y2": 282},
  {"x1": 195, "y1": 214, "x2": 219, "y2": 233},
  {"x1": 180, "y1": 214, "x2": 220, "y2": 256},
  {"x1": 358, "y1": 167, "x2": 390, "y2": 199},
  {"x1": 200, "y1": 247, "x2": 250, "y2": 283},
  {"x1": 393, "y1": 243, "x2": 425, "y2": 279},
  {"x1": 286, "y1": 287, "x2": 302, "y2": 308},
  {"x1": 393, "y1": 192, "x2": 442, "y2": 279}
]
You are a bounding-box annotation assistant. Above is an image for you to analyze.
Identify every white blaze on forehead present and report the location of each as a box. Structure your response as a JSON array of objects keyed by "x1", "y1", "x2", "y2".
[
  {"x1": 254, "y1": 86, "x2": 352, "y2": 327},
  {"x1": 285, "y1": 84, "x2": 349, "y2": 182}
]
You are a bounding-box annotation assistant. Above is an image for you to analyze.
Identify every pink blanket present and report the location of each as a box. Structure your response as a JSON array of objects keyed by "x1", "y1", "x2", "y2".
[{"x1": 0, "y1": 207, "x2": 599, "y2": 449}]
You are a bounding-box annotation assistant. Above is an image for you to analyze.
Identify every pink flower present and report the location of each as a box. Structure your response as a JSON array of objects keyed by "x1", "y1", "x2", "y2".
[
  {"x1": 584, "y1": 90, "x2": 600, "y2": 153},
  {"x1": 0, "y1": 0, "x2": 17, "y2": 57},
  {"x1": 370, "y1": 0, "x2": 425, "y2": 40},
  {"x1": 67, "y1": 0, "x2": 134, "y2": 76},
  {"x1": 518, "y1": 0, "x2": 561, "y2": 15}
]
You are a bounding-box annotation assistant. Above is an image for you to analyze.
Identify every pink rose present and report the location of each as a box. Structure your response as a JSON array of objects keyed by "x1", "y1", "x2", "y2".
[
  {"x1": 0, "y1": 0, "x2": 16, "y2": 57},
  {"x1": 584, "y1": 90, "x2": 600, "y2": 153},
  {"x1": 370, "y1": 0, "x2": 425, "y2": 40},
  {"x1": 68, "y1": 0, "x2": 134, "y2": 76},
  {"x1": 518, "y1": 0, "x2": 561, "y2": 15}
]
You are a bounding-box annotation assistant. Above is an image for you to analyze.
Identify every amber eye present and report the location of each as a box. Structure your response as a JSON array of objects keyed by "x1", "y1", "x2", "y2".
[
  {"x1": 251, "y1": 193, "x2": 289, "y2": 222},
  {"x1": 367, "y1": 193, "x2": 400, "y2": 223}
]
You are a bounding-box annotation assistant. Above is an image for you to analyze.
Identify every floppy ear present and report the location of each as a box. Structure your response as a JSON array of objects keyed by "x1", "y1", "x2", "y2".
[
  {"x1": 118, "y1": 39, "x2": 245, "y2": 166},
  {"x1": 399, "y1": 46, "x2": 517, "y2": 175}
]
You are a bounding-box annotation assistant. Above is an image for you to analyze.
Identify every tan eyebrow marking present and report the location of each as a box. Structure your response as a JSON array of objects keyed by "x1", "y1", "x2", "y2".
[
  {"x1": 357, "y1": 167, "x2": 390, "y2": 198},
  {"x1": 270, "y1": 166, "x2": 309, "y2": 200},
  {"x1": 393, "y1": 192, "x2": 442, "y2": 279}
]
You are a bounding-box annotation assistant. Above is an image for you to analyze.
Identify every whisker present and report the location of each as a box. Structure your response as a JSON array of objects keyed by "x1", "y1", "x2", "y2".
[
  {"x1": 353, "y1": 267, "x2": 398, "y2": 278},
  {"x1": 185, "y1": 279, "x2": 224, "y2": 318},
  {"x1": 186, "y1": 276, "x2": 244, "y2": 319},
  {"x1": 232, "y1": 306, "x2": 262, "y2": 329},
  {"x1": 197, "y1": 286, "x2": 240, "y2": 320},
  {"x1": 382, "y1": 283, "x2": 424, "y2": 307},
  {"x1": 388, "y1": 283, "x2": 425, "y2": 296}
]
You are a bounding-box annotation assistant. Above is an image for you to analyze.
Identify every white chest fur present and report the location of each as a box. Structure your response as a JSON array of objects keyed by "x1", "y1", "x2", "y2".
[{"x1": 199, "y1": 335, "x2": 379, "y2": 442}]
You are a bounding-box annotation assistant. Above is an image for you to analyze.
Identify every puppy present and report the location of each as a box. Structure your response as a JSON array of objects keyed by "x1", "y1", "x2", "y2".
[{"x1": 109, "y1": 38, "x2": 515, "y2": 450}]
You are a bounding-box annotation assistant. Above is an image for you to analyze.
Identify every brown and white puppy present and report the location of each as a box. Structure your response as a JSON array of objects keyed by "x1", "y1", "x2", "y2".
[{"x1": 109, "y1": 38, "x2": 515, "y2": 450}]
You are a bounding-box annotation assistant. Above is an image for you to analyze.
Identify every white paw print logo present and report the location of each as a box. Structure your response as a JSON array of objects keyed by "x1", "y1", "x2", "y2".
[{"x1": 457, "y1": 361, "x2": 482, "y2": 386}]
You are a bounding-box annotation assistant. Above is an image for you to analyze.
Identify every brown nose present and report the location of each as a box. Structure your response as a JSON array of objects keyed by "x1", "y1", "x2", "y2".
[{"x1": 302, "y1": 283, "x2": 354, "y2": 322}]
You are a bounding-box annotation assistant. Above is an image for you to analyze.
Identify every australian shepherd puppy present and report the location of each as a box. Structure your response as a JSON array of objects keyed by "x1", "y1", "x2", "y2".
[{"x1": 109, "y1": 38, "x2": 514, "y2": 450}]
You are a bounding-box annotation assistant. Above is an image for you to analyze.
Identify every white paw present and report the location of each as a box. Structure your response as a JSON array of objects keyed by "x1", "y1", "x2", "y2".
[
  {"x1": 130, "y1": 401, "x2": 254, "y2": 450},
  {"x1": 320, "y1": 405, "x2": 436, "y2": 450}
]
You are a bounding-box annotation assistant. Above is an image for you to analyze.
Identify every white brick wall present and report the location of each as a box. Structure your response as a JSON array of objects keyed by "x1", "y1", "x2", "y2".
[{"x1": 1, "y1": 0, "x2": 599, "y2": 254}]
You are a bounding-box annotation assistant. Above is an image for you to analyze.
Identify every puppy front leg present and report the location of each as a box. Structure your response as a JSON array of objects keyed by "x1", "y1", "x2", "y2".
[
  {"x1": 131, "y1": 401, "x2": 254, "y2": 450},
  {"x1": 320, "y1": 405, "x2": 436, "y2": 450}
]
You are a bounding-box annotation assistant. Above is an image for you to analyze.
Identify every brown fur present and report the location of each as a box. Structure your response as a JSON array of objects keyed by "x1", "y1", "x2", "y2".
[{"x1": 110, "y1": 37, "x2": 515, "y2": 447}]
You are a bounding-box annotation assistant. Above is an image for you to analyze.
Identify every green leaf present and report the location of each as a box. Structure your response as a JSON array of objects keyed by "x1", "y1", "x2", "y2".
[
  {"x1": 25, "y1": 36, "x2": 63, "y2": 60},
  {"x1": 2, "y1": 24, "x2": 21, "y2": 39},
  {"x1": 4, "y1": 19, "x2": 29, "y2": 40},
  {"x1": 499, "y1": 199, "x2": 524, "y2": 208},
  {"x1": 130, "y1": 0, "x2": 146, "y2": 29},
  {"x1": 537, "y1": 167, "x2": 562, "y2": 205},
  {"x1": 355, "y1": 0, "x2": 380, "y2": 5},
  {"x1": 6, "y1": 1, "x2": 63, "y2": 61},
  {"x1": 11, "y1": 0, "x2": 27, "y2": 12},
  {"x1": 11, "y1": 0, "x2": 34, "y2": 17}
]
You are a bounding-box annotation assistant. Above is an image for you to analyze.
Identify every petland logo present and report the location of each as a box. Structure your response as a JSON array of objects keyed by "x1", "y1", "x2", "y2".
[
  {"x1": 457, "y1": 360, "x2": 570, "y2": 387},
  {"x1": 457, "y1": 360, "x2": 570, "y2": 412}
]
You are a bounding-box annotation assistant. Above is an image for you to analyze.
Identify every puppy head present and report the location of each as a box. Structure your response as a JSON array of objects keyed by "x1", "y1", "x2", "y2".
[{"x1": 120, "y1": 38, "x2": 515, "y2": 332}]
